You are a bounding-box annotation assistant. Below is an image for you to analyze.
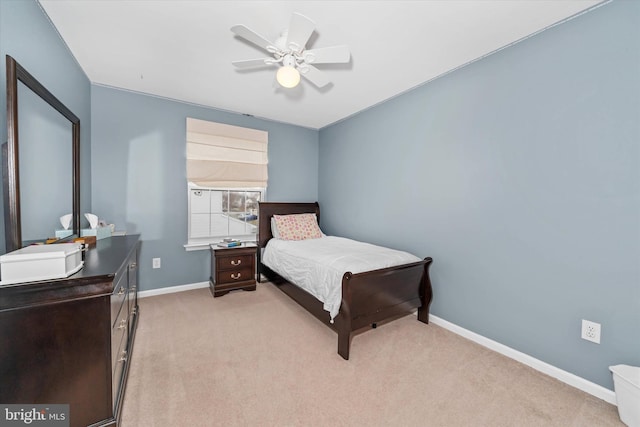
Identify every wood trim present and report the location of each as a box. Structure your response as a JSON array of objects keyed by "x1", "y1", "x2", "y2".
[
  {"x1": 4, "y1": 55, "x2": 81, "y2": 252},
  {"x1": 5, "y1": 56, "x2": 20, "y2": 251}
]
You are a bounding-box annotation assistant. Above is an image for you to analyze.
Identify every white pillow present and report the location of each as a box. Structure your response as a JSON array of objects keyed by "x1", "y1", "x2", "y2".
[
  {"x1": 271, "y1": 213, "x2": 324, "y2": 239},
  {"x1": 271, "y1": 217, "x2": 280, "y2": 239},
  {"x1": 273, "y1": 213, "x2": 323, "y2": 241}
]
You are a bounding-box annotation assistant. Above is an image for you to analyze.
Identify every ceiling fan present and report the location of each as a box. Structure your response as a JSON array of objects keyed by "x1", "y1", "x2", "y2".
[{"x1": 231, "y1": 12, "x2": 350, "y2": 89}]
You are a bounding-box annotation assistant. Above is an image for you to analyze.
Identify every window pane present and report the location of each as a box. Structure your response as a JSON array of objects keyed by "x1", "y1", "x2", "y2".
[
  {"x1": 245, "y1": 222, "x2": 258, "y2": 234},
  {"x1": 210, "y1": 213, "x2": 229, "y2": 236},
  {"x1": 245, "y1": 191, "x2": 260, "y2": 223},
  {"x1": 222, "y1": 191, "x2": 229, "y2": 213},
  {"x1": 190, "y1": 214, "x2": 210, "y2": 238},
  {"x1": 228, "y1": 191, "x2": 245, "y2": 214},
  {"x1": 190, "y1": 189, "x2": 210, "y2": 213},
  {"x1": 246, "y1": 191, "x2": 260, "y2": 211},
  {"x1": 210, "y1": 190, "x2": 223, "y2": 213}
]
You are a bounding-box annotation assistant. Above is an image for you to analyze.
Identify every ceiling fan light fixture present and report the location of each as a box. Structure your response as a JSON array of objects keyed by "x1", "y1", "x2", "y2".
[
  {"x1": 231, "y1": 13, "x2": 350, "y2": 89},
  {"x1": 276, "y1": 65, "x2": 300, "y2": 88}
]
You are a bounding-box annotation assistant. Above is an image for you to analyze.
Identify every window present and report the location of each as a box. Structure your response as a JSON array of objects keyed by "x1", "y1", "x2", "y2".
[
  {"x1": 188, "y1": 187, "x2": 262, "y2": 240},
  {"x1": 185, "y1": 118, "x2": 267, "y2": 249}
]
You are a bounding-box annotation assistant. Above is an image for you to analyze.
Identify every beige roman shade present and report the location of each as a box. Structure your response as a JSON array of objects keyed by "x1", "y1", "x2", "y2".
[{"x1": 186, "y1": 118, "x2": 268, "y2": 188}]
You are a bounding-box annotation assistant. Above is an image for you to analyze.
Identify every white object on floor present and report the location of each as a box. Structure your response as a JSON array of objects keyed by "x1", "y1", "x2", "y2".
[{"x1": 610, "y1": 364, "x2": 640, "y2": 427}]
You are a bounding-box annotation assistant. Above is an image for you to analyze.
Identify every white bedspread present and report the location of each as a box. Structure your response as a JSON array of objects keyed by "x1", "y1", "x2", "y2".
[{"x1": 262, "y1": 236, "x2": 421, "y2": 321}]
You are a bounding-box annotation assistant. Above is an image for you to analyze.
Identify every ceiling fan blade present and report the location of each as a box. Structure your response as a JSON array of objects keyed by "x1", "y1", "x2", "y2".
[
  {"x1": 298, "y1": 64, "x2": 330, "y2": 88},
  {"x1": 231, "y1": 25, "x2": 278, "y2": 53},
  {"x1": 303, "y1": 45, "x2": 350, "y2": 64},
  {"x1": 232, "y1": 58, "x2": 277, "y2": 69},
  {"x1": 285, "y1": 12, "x2": 315, "y2": 52}
]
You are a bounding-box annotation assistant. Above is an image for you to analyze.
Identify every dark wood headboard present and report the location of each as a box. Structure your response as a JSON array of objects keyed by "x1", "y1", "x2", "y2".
[{"x1": 257, "y1": 202, "x2": 320, "y2": 248}]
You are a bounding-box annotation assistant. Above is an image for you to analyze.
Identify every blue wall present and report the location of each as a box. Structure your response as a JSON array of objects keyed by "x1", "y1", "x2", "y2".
[
  {"x1": 318, "y1": 1, "x2": 639, "y2": 390},
  {"x1": 0, "y1": 0, "x2": 92, "y2": 254},
  {"x1": 91, "y1": 85, "x2": 319, "y2": 292}
]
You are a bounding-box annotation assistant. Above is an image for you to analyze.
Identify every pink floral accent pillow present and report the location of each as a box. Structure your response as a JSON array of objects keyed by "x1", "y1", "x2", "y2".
[{"x1": 273, "y1": 213, "x2": 322, "y2": 241}]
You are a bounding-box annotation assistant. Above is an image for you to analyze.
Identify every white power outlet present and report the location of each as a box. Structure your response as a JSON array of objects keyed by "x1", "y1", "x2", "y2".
[
  {"x1": 152, "y1": 258, "x2": 161, "y2": 269},
  {"x1": 581, "y1": 319, "x2": 601, "y2": 344}
]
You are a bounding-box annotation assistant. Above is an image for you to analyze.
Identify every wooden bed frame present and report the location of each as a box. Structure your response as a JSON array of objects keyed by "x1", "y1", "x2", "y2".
[{"x1": 257, "y1": 202, "x2": 433, "y2": 360}]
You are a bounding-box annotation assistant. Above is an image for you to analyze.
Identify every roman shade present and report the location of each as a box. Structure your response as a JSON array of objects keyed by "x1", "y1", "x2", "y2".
[{"x1": 186, "y1": 118, "x2": 268, "y2": 188}]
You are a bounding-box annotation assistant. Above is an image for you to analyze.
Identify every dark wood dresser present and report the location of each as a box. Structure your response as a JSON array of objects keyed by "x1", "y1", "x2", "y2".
[
  {"x1": 0, "y1": 235, "x2": 141, "y2": 427},
  {"x1": 210, "y1": 243, "x2": 257, "y2": 297}
]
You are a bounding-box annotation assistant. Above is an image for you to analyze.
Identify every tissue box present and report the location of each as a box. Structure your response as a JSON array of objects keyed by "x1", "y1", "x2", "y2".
[
  {"x1": 0, "y1": 243, "x2": 84, "y2": 285},
  {"x1": 81, "y1": 226, "x2": 111, "y2": 240},
  {"x1": 55, "y1": 229, "x2": 74, "y2": 239}
]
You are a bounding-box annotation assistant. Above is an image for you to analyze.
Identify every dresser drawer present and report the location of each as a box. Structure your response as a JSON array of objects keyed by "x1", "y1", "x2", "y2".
[
  {"x1": 111, "y1": 300, "x2": 128, "y2": 373},
  {"x1": 111, "y1": 335, "x2": 128, "y2": 408},
  {"x1": 110, "y1": 279, "x2": 128, "y2": 328},
  {"x1": 128, "y1": 258, "x2": 137, "y2": 306}
]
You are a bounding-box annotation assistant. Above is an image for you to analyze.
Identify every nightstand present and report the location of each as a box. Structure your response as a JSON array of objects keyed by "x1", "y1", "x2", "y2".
[{"x1": 209, "y1": 243, "x2": 257, "y2": 297}]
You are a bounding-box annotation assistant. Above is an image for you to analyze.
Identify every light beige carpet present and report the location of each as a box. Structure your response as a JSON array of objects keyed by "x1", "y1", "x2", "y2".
[{"x1": 121, "y1": 283, "x2": 622, "y2": 427}]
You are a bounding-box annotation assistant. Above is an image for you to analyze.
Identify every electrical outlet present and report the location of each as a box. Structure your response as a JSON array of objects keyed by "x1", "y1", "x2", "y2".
[
  {"x1": 581, "y1": 319, "x2": 601, "y2": 344},
  {"x1": 152, "y1": 258, "x2": 161, "y2": 269}
]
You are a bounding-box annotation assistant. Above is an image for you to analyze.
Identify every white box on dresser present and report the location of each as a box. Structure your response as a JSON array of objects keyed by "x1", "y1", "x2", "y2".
[{"x1": 0, "y1": 243, "x2": 83, "y2": 285}]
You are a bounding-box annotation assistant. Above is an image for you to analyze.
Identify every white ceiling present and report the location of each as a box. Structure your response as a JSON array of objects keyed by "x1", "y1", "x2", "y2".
[{"x1": 38, "y1": 0, "x2": 603, "y2": 130}]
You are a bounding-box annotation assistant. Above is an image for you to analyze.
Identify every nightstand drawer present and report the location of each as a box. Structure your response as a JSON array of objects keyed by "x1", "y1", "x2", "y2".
[
  {"x1": 216, "y1": 266, "x2": 254, "y2": 285},
  {"x1": 216, "y1": 254, "x2": 253, "y2": 271}
]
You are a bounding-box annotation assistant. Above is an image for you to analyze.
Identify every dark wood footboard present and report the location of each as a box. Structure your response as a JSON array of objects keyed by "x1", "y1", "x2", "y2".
[
  {"x1": 336, "y1": 258, "x2": 433, "y2": 359},
  {"x1": 257, "y1": 201, "x2": 434, "y2": 360}
]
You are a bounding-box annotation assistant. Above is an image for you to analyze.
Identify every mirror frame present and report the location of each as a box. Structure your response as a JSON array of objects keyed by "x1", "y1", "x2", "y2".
[{"x1": 4, "y1": 55, "x2": 80, "y2": 252}]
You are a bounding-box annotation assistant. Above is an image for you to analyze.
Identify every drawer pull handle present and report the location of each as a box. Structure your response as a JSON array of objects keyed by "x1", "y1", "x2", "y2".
[
  {"x1": 231, "y1": 273, "x2": 242, "y2": 280},
  {"x1": 231, "y1": 259, "x2": 242, "y2": 266},
  {"x1": 117, "y1": 287, "x2": 125, "y2": 296},
  {"x1": 118, "y1": 319, "x2": 127, "y2": 330}
]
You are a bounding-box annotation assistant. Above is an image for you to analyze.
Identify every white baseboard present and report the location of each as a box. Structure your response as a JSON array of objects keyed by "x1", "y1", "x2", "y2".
[
  {"x1": 138, "y1": 281, "x2": 209, "y2": 299},
  {"x1": 429, "y1": 315, "x2": 617, "y2": 405}
]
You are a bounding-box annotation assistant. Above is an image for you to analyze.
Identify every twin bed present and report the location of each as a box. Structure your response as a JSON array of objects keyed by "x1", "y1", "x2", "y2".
[{"x1": 257, "y1": 202, "x2": 433, "y2": 360}]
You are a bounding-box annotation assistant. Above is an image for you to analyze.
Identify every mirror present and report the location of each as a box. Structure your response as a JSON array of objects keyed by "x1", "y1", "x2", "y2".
[{"x1": 3, "y1": 55, "x2": 80, "y2": 252}]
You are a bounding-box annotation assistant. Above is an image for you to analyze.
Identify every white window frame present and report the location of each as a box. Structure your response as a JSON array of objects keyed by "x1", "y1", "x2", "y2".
[{"x1": 184, "y1": 184, "x2": 265, "y2": 251}]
